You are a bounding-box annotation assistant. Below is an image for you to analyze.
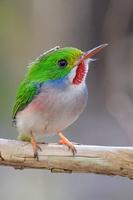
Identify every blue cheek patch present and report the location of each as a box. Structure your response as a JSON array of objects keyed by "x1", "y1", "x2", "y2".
[
  {"x1": 34, "y1": 77, "x2": 69, "y2": 93},
  {"x1": 47, "y1": 77, "x2": 69, "y2": 90}
]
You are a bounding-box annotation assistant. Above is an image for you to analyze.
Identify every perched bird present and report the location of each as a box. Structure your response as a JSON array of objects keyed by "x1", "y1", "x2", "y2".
[{"x1": 12, "y1": 44, "x2": 107, "y2": 159}]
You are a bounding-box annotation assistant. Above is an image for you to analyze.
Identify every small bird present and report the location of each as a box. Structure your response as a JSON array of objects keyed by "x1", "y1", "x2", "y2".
[{"x1": 12, "y1": 44, "x2": 107, "y2": 159}]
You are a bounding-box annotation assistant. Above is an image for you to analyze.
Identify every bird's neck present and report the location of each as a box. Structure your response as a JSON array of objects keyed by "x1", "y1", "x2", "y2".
[{"x1": 68, "y1": 60, "x2": 89, "y2": 85}]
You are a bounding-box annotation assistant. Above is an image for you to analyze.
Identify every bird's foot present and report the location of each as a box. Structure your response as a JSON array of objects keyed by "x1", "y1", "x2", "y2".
[
  {"x1": 30, "y1": 133, "x2": 42, "y2": 161},
  {"x1": 58, "y1": 132, "x2": 77, "y2": 156}
]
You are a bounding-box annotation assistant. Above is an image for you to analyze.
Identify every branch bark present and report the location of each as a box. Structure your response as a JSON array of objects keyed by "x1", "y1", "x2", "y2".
[{"x1": 0, "y1": 138, "x2": 133, "y2": 179}]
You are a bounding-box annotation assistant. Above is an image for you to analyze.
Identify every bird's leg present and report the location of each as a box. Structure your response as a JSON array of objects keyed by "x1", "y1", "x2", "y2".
[
  {"x1": 30, "y1": 132, "x2": 42, "y2": 160},
  {"x1": 57, "y1": 131, "x2": 77, "y2": 156}
]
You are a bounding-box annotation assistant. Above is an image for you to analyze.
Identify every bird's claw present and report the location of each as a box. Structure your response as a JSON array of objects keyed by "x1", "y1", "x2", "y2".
[
  {"x1": 67, "y1": 143, "x2": 77, "y2": 157},
  {"x1": 59, "y1": 138, "x2": 77, "y2": 156},
  {"x1": 30, "y1": 133, "x2": 42, "y2": 161},
  {"x1": 33, "y1": 144, "x2": 42, "y2": 161}
]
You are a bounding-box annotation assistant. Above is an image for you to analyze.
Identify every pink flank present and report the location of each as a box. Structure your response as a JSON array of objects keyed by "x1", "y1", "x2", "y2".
[{"x1": 26, "y1": 95, "x2": 45, "y2": 112}]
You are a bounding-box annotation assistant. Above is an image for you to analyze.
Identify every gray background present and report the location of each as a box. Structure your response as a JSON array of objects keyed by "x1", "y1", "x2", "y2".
[{"x1": 0, "y1": 0, "x2": 133, "y2": 199}]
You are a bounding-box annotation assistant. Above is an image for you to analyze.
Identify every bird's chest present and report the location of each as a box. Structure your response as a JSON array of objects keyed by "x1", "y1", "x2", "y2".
[
  {"x1": 17, "y1": 82, "x2": 88, "y2": 134},
  {"x1": 35, "y1": 83, "x2": 87, "y2": 131},
  {"x1": 46, "y1": 84, "x2": 87, "y2": 117}
]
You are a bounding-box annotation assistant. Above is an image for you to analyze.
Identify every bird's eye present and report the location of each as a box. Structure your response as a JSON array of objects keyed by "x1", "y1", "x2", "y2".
[{"x1": 58, "y1": 59, "x2": 68, "y2": 68}]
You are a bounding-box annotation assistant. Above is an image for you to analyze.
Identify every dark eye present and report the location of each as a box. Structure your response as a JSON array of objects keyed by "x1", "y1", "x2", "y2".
[{"x1": 58, "y1": 59, "x2": 68, "y2": 68}]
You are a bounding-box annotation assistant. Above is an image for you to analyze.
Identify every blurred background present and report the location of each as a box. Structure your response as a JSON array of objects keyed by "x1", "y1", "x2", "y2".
[{"x1": 0, "y1": 0, "x2": 133, "y2": 199}]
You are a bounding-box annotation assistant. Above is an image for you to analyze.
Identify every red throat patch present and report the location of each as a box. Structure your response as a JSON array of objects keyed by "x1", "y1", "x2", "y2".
[{"x1": 72, "y1": 61, "x2": 86, "y2": 85}]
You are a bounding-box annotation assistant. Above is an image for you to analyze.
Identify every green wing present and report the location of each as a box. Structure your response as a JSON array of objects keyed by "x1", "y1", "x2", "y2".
[{"x1": 12, "y1": 80, "x2": 38, "y2": 120}]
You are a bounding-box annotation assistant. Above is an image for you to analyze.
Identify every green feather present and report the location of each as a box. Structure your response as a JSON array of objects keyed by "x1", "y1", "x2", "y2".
[
  {"x1": 12, "y1": 47, "x2": 83, "y2": 119},
  {"x1": 12, "y1": 80, "x2": 37, "y2": 119},
  {"x1": 27, "y1": 47, "x2": 83, "y2": 82}
]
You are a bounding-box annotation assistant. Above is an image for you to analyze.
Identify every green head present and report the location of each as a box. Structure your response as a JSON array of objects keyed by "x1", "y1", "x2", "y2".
[
  {"x1": 27, "y1": 47, "x2": 83, "y2": 82},
  {"x1": 12, "y1": 44, "x2": 107, "y2": 119}
]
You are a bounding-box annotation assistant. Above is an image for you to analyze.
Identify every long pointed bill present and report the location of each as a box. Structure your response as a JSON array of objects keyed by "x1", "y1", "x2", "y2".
[
  {"x1": 72, "y1": 44, "x2": 108, "y2": 85},
  {"x1": 79, "y1": 43, "x2": 108, "y2": 63}
]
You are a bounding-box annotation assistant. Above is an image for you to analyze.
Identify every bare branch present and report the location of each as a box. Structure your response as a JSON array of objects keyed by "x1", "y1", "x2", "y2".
[{"x1": 0, "y1": 138, "x2": 133, "y2": 178}]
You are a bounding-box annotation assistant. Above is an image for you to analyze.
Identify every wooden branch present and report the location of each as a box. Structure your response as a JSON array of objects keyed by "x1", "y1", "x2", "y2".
[{"x1": 0, "y1": 138, "x2": 133, "y2": 179}]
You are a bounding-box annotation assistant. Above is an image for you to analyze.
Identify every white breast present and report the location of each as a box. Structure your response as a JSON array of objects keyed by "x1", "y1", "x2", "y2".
[
  {"x1": 16, "y1": 81, "x2": 88, "y2": 135},
  {"x1": 45, "y1": 82, "x2": 88, "y2": 132}
]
